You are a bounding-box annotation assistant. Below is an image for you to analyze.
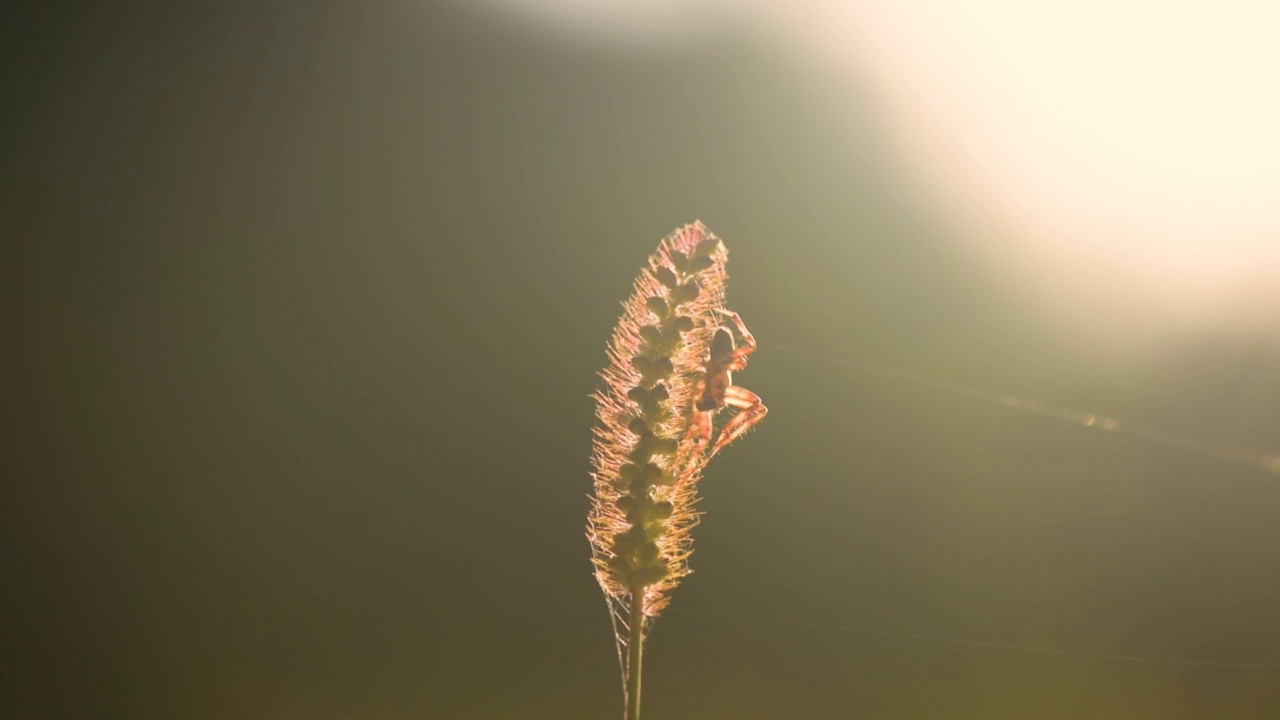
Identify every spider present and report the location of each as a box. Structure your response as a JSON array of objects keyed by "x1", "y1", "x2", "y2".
[{"x1": 688, "y1": 309, "x2": 768, "y2": 457}]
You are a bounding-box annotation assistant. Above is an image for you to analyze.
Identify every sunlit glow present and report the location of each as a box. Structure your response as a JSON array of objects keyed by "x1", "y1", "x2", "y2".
[
  {"x1": 465, "y1": 0, "x2": 739, "y2": 50},
  {"x1": 762, "y1": 0, "x2": 1280, "y2": 334},
  {"x1": 466, "y1": 0, "x2": 1280, "y2": 336}
]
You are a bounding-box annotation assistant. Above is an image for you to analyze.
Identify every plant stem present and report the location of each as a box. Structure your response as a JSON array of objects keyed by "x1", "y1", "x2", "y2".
[{"x1": 626, "y1": 589, "x2": 645, "y2": 720}]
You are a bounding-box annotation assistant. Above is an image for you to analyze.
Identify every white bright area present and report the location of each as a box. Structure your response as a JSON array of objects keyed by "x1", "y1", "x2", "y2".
[{"x1": 467, "y1": 0, "x2": 1280, "y2": 340}]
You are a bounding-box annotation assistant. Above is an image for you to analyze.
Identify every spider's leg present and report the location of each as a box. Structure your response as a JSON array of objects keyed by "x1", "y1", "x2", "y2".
[
  {"x1": 709, "y1": 385, "x2": 767, "y2": 457},
  {"x1": 716, "y1": 310, "x2": 758, "y2": 368},
  {"x1": 716, "y1": 309, "x2": 757, "y2": 349}
]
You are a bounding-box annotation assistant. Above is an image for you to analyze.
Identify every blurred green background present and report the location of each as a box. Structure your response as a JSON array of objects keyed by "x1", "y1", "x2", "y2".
[{"x1": 5, "y1": 2, "x2": 1279, "y2": 718}]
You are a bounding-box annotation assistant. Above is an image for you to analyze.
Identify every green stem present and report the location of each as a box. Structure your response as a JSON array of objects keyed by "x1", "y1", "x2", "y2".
[{"x1": 626, "y1": 589, "x2": 645, "y2": 720}]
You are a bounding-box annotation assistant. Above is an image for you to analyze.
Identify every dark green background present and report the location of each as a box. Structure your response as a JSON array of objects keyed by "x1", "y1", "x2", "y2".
[{"x1": 6, "y1": 2, "x2": 1279, "y2": 717}]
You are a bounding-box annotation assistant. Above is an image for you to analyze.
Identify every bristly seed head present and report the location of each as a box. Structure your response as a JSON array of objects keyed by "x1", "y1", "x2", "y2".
[{"x1": 588, "y1": 221, "x2": 730, "y2": 627}]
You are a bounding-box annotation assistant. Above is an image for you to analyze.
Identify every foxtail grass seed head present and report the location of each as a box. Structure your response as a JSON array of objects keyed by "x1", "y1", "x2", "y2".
[{"x1": 588, "y1": 222, "x2": 766, "y2": 688}]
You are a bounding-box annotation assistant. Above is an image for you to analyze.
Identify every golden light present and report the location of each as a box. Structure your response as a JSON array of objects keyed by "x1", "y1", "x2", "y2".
[
  {"x1": 760, "y1": 0, "x2": 1280, "y2": 336},
  {"x1": 466, "y1": 0, "x2": 1280, "y2": 336}
]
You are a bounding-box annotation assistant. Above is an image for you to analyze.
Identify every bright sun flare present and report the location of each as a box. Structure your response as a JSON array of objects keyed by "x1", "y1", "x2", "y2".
[{"x1": 472, "y1": 0, "x2": 1280, "y2": 330}]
